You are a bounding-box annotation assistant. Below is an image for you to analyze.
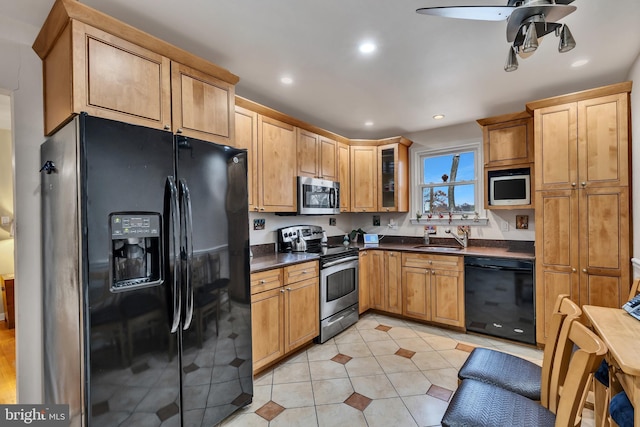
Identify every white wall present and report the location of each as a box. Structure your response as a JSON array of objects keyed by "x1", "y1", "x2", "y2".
[
  {"x1": 628, "y1": 53, "x2": 640, "y2": 277},
  {"x1": 0, "y1": 17, "x2": 44, "y2": 402},
  {"x1": 0, "y1": 128, "x2": 14, "y2": 277}
]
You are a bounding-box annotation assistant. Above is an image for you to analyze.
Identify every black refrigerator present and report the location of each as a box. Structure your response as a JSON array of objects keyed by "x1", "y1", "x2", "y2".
[{"x1": 41, "y1": 114, "x2": 252, "y2": 427}]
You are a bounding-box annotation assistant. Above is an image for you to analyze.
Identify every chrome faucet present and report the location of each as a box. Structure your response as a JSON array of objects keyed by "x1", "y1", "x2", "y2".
[{"x1": 445, "y1": 227, "x2": 469, "y2": 248}]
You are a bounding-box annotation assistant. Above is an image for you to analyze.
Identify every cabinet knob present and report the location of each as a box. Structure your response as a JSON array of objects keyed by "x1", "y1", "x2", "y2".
[
  {"x1": 254, "y1": 207, "x2": 259, "y2": 211},
  {"x1": 163, "y1": 125, "x2": 170, "y2": 130},
  {"x1": 362, "y1": 209, "x2": 366, "y2": 212},
  {"x1": 432, "y1": 270, "x2": 435, "y2": 275},
  {"x1": 571, "y1": 182, "x2": 577, "y2": 187},
  {"x1": 386, "y1": 208, "x2": 390, "y2": 212},
  {"x1": 260, "y1": 280, "x2": 266, "y2": 284},
  {"x1": 260, "y1": 207, "x2": 265, "y2": 211},
  {"x1": 280, "y1": 289, "x2": 285, "y2": 293},
  {"x1": 572, "y1": 268, "x2": 577, "y2": 272},
  {"x1": 581, "y1": 182, "x2": 586, "y2": 187},
  {"x1": 582, "y1": 268, "x2": 587, "y2": 273},
  {"x1": 177, "y1": 128, "x2": 183, "y2": 134},
  {"x1": 286, "y1": 287, "x2": 292, "y2": 291},
  {"x1": 301, "y1": 271, "x2": 307, "y2": 274},
  {"x1": 429, "y1": 260, "x2": 433, "y2": 264}
]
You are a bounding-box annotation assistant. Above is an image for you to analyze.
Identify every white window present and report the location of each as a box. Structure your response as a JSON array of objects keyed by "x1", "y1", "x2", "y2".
[{"x1": 413, "y1": 143, "x2": 482, "y2": 217}]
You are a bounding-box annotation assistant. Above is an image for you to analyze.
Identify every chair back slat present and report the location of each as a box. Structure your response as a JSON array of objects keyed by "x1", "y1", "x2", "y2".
[
  {"x1": 553, "y1": 320, "x2": 607, "y2": 427},
  {"x1": 540, "y1": 295, "x2": 580, "y2": 407},
  {"x1": 629, "y1": 278, "x2": 640, "y2": 299}
]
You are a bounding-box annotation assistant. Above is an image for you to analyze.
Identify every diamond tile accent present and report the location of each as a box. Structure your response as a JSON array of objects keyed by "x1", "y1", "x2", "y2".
[
  {"x1": 183, "y1": 363, "x2": 199, "y2": 373},
  {"x1": 228, "y1": 332, "x2": 239, "y2": 339},
  {"x1": 375, "y1": 325, "x2": 392, "y2": 332},
  {"x1": 427, "y1": 384, "x2": 453, "y2": 402},
  {"x1": 229, "y1": 357, "x2": 245, "y2": 368},
  {"x1": 256, "y1": 401, "x2": 285, "y2": 421},
  {"x1": 331, "y1": 353, "x2": 353, "y2": 365},
  {"x1": 395, "y1": 348, "x2": 416, "y2": 359},
  {"x1": 455, "y1": 343, "x2": 475, "y2": 353},
  {"x1": 156, "y1": 402, "x2": 180, "y2": 422},
  {"x1": 344, "y1": 392, "x2": 372, "y2": 411}
]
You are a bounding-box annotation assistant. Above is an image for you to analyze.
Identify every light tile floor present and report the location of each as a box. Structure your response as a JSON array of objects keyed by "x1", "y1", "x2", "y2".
[{"x1": 221, "y1": 312, "x2": 596, "y2": 427}]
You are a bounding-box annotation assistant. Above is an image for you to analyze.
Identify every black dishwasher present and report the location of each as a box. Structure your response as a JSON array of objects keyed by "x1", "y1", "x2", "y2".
[{"x1": 464, "y1": 257, "x2": 535, "y2": 345}]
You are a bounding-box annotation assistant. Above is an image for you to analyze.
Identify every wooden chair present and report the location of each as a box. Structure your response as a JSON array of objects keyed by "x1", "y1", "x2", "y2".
[
  {"x1": 457, "y1": 294, "x2": 579, "y2": 406},
  {"x1": 442, "y1": 317, "x2": 607, "y2": 427}
]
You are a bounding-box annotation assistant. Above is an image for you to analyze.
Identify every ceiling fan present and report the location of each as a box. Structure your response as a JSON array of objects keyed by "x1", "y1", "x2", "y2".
[{"x1": 416, "y1": 0, "x2": 577, "y2": 71}]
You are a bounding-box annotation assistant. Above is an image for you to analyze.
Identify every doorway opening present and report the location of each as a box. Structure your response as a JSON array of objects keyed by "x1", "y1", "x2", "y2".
[{"x1": 0, "y1": 92, "x2": 16, "y2": 403}]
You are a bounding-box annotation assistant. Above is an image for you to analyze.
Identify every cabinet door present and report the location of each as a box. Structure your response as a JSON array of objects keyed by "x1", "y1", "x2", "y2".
[
  {"x1": 319, "y1": 136, "x2": 338, "y2": 181},
  {"x1": 431, "y1": 269, "x2": 464, "y2": 327},
  {"x1": 534, "y1": 103, "x2": 578, "y2": 191},
  {"x1": 258, "y1": 116, "x2": 297, "y2": 211},
  {"x1": 297, "y1": 128, "x2": 320, "y2": 178},
  {"x1": 235, "y1": 106, "x2": 258, "y2": 211},
  {"x1": 70, "y1": 22, "x2": 171, "y2": 133},
  {"x1": 483, "y1": 118, "x2": 532, "y2": 167},
  {"x1": 338, "y1": 143, "x2": 351, "y2": 212},
  {"x1": 359, "y1": 251, "x2": 371, "y2": 314},
  {"x1": 579, "y1": 187, "x2": 630, "y2": 309},
  {"x1": 251, "y1": 288, "x2": 285, "y2": 372},
  {"x1": 171, "y1": 62, "x2": 234, "y2": 145},
  {"x1": 577, "y1": 93, "x2": 629, "y2": 189},
  {"x1": 350, "y1": 146, "x2": 377, "y2": 212},
  {"x1": 385, "y1": 252, "x2": 402, "y2": 314},
  {"x1": 535, "y1": 190, "x2": 580, "y2": 343},
  {"x1": 402, "y1": 266, "x2": 431, "y2": 321},
  {"x1": 377, "y1": 143, "x2": 409, "y2": 212},
  {"x1": 285, "y1": 277, "x2": 319, "y2": 352},
  {"x1": 369, "y1": 251, "x2": 386, "y2": 310}
]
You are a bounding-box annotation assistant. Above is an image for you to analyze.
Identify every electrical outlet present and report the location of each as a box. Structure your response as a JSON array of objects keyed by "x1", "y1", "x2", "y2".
[
  {"x1": 373, "y1": 215, "x2": 380, "y2": 226},
  {"x1": 501, "y1": 220, "x2": 509, "y2": 232}
]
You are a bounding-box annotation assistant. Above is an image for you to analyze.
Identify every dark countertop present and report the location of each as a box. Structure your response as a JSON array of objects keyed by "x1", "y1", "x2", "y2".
[{"x1": 250, "y1": 242, "x2": 534, "y2": 273}]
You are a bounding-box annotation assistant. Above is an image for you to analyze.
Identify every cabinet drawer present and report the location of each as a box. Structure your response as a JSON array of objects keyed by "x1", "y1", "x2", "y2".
[
  {"x1": 251, "y1": 268, "x2": 283, "y2": 294},
  {"x1": 402, "y1": 253, "x2": 462, "y2": 271},
  {"x1": 284, "y1": 261, "x2": 319, "y2": 284}
]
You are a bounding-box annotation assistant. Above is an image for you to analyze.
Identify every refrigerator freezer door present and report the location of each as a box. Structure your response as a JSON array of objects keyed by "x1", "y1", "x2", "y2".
[
  {"x1": 82, "y1": 116, "x2": 180, "y2": 425},
  {"x1": 175, "y1": 136, "x2": 252, "y2": 424}
]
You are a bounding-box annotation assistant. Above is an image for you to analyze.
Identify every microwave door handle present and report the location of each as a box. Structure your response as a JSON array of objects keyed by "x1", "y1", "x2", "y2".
[{"x1": 329, "y1": 188, "x2": 335, "y2": 208}]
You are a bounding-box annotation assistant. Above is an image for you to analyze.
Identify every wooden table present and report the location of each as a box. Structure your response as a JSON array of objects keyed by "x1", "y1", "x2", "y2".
[{"x1": 583, "y1": 305, "x2": 639, "y2": 427}]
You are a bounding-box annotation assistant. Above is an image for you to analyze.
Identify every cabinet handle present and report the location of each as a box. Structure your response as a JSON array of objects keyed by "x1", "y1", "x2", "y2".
[
  {"x1": 571, "y1": 182, "x2": 577, "y2": 187},
  {"x1": 163, "y1": 125, "x2": 170, "y2": 130},
  {"x1": 581, "y1": 182, "x2": 586, "y2": 187},
  {"x1": 177, "y1": 128, "x2": 183, "y2": 134}
]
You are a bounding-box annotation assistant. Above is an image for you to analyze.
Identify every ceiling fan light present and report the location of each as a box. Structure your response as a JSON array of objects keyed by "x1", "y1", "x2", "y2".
[
  {"x1": 558, "y1": 24, "x2": 576, "y2": 53},
  {"x1": 504, "y1": 46, "x2": 518, "y2": 72},
  {"x1": 522, "y1": 22, "x2": 539, "y2": 53}
]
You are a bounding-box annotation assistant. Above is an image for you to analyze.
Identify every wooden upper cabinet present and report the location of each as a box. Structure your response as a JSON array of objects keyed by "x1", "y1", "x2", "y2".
[
  {"x1": 257, "y1": 116, "x2": 297, "y2": 212},
  {"x1": 235, "y1": 106, "x2": 258, "y2": 211},
  {"x1": 338, "y1": 142, "x2": 351, "y2": 212},
  {"x1": 378, "y1": 143, "x2": 409, "y2": 212},
  {"x1": 171, "y1": 62, "x2": 234, "y2": 145},
  {"x1": 530, "y1": 85, "x2": 630, "y2": 191},
  {"x1": 296, "y1": 129, "x2": 337, "y2": 181},
  {"x1": 350, "y1": 146, "x2": 378, "y2": 212},
  {"x1": 34, "y1": 0, "x2": 238, "y2": 136},
  {"x1": 477, "y1": 112, "x2": 533, "y2": 168}
]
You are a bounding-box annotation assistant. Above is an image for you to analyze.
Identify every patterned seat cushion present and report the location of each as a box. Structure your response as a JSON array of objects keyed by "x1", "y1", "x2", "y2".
[
  {"x1": 442, "y1": 379, "x2": 555, "y2": 427},
  {"x1": 457, "y1": 347, "x2": 541, "y2": 400}
]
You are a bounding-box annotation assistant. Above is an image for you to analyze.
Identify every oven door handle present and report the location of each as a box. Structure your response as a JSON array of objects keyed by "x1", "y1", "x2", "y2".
[{"x1": 322, "y1": 256, "x2": 360, "y2": 268}]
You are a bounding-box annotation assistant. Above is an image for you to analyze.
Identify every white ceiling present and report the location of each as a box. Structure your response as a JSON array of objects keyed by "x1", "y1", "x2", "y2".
[{"x1": 4, "y1": 0, "x2": 640, "y2": 138}]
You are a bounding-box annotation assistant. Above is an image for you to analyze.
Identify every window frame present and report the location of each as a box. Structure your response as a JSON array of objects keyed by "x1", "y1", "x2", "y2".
[{"x1": 412, "y1": 141, "x2": 485, "y2": 221}]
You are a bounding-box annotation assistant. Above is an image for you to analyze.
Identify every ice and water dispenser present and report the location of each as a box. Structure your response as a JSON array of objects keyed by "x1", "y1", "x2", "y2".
[{"x1": 109, "y1": 213, "x2": 163, "y2": 291}]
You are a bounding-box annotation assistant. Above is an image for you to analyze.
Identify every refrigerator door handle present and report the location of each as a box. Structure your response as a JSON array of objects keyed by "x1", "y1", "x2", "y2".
[
  {"x1": 180, "y1": 178, "x2": 194, "y2": 330},
  {"x1": 167, "y1": 176, "x2": 181, "y2": 334}
]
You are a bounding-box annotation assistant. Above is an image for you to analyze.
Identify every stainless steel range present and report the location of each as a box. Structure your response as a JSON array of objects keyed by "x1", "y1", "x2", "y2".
[{"x1": 277, "y1": 225, "x2": 359, "y2": 343}]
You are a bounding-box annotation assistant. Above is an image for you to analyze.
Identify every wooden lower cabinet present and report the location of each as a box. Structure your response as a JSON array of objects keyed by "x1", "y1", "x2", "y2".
[
  {"x1": 250, "y1": 261, "x2": 318, "y2": 373},
  {"x1": 368, "y1": 251, "x2": 386, "y2": 311},
  {"x1": 384, "y1": 252, "x2": 403, "y2": 314},
  {"x1": 401, "y1": 253, "x2": 464, "y2": 328},
  {"x1": 358, "y1": 251, "x2": 371, "y2": 314}
]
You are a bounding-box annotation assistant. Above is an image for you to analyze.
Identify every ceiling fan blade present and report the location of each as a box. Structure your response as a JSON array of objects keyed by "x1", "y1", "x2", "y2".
[{"x1": 416, "y1": 6, "x2": 514, "y2": 21}]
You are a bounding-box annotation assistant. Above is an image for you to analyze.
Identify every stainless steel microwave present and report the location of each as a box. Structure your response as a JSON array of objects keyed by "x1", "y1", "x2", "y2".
[
  {"x1": 489, "y1": 170, "x2": 531, "y2": 206},
  {"x1": 297, "y1": 176, "x2": 340, "y2": 215}
]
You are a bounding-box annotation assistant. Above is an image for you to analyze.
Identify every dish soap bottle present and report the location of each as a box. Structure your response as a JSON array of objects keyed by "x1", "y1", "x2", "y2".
[
  {"x1": 321, "y1": 230, "x2": 328, "y2": 246},
  {"x1": 343, "y1": 234, "x2": 350, "y2": 247}
]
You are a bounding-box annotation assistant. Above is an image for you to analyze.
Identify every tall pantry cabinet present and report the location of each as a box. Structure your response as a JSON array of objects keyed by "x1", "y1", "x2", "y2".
[{"x1": 527, "y1": 82, "x2": 632, "y2": 344}]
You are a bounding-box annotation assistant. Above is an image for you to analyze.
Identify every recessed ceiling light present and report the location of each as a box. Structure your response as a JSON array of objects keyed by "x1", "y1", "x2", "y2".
[
  {"x1": 280, "y1": 76, "x2": 293, "y2": 84},
  {"x1": 359, "y1": 42, "x2": 377, "y2": 54},
  {"x1": 364, "y1": 121, "x2": 374, "y2": 126},
  {"x1": 571, "y1": 59, "x2": 589, "y2": 68},
  {"x1": 433, "y1": 114, "x2": 445, "y2": 120}
]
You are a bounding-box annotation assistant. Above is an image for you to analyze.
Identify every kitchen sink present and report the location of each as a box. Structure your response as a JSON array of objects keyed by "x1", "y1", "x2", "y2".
[{"x1": 412, "y1": 245, "x2": 462, "y2": 252}]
